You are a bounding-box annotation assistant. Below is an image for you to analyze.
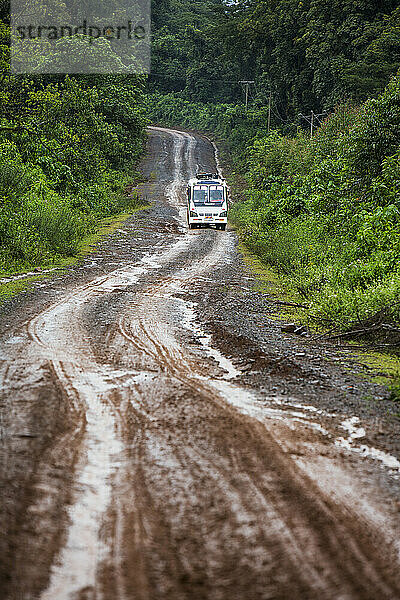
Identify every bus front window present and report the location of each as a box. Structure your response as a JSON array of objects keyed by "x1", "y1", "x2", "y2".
[
  {"x1": 209, "y1": 186, "x2": 224, "y2": 204},
  {"x1": 193, "y1": 186, "x2": 208, "y2": 206}
]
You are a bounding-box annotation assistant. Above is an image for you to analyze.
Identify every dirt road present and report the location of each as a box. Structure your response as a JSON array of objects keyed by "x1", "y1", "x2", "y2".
[{"x1": 1, "y1": 127, "x2": 400, "y2": 600}]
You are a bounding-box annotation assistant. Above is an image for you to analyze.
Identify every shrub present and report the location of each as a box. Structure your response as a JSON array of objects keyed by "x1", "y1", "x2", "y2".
[
  {"x1": 0, "y1": 73, "x2": 147, "y2": 274},
  {"x1": 231, "y1": 75, "x2": 400, "y2": 329}
]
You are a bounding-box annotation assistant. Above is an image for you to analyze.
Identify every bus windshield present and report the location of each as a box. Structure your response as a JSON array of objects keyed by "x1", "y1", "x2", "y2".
[{"x1": 193, "y1": 185, "x2": 224, "y2": 207}]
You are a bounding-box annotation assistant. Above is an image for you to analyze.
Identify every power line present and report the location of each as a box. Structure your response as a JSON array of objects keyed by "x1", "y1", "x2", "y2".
[
  {"x1": 298, "y1": 110, "x2": 329, "y2": 137},
  {"x1": 271, "y1": 98, "x2": 290, "y2": 123},
  {"x1": 150, "y1": 72, "x2": 240, "y2": 84},
  {"x1": 271, "y1": 105, "x2": 289, "y2": 123}
]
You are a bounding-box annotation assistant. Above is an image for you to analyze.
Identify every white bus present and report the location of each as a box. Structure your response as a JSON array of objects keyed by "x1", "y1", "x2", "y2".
[{"x1": 186, "y1": 173, "x2": 229, "y2": 230}]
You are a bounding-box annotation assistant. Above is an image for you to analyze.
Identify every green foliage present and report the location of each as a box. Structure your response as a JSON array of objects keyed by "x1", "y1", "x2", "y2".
[
  {"x1": 345, "y1": 75, "x2": 400, "y2": 179},
  {"x1": 150, "y1": 0, "x2": 239, "y2": 102},
  {"x1": 146, "y1": 92, "x2": 272, "y2": 161},
  {"x1": 150, "y1": 0, "x2": 400, "y2": 118},
  {"x1": 230, "y1": 74, "x2": 400, "y2": 329},
  {"x1": 0, "y1": 22, "x2": 148, "y2": 273}
]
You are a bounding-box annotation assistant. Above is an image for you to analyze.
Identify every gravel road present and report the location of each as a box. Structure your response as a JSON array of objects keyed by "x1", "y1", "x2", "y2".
[{"x1": 1, "y1": 126, "x2": 400, "y2": 600}]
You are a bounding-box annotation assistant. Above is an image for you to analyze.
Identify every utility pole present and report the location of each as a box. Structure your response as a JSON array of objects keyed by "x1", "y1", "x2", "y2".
[
  {"x1": 267, "y1": 91, "x2": 272, "y2": 133},
  {"x1": 239, "y1": 81, "x2": 255, "y2": 111},
  {"x1": 299, "y1": 110, "x2": 328, "y2": 137}
]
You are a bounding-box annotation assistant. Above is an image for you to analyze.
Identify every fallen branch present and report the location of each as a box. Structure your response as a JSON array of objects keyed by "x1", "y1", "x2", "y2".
[
  {"x1": 313, "y1": 327, "x2": 338, "y2": 340},
  {"x1": 324, "y1": 323, "x2": 383, "y2": 341}
]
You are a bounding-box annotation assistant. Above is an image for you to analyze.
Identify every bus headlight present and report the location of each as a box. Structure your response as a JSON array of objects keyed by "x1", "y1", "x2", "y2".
[
  {"x1": 189, "y1": 211, "x2": 198, "y2": 217},
  {"x1": 219, "y1": 211, "x2": 227, "y2": 217}
]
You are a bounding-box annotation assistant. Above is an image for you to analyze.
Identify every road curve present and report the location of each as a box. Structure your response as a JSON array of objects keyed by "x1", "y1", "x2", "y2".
[{"x1": 1, "y1": 127, "x2": 400, "y2": 600}]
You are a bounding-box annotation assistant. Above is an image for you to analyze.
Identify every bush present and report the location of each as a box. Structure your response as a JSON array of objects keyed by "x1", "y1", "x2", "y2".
[
  {"x1": 230, "y1": 74, "x2": 400, "y2": 329},
  {"x1": 0, "y1": 71, "x2": 147, "y2": 274}
]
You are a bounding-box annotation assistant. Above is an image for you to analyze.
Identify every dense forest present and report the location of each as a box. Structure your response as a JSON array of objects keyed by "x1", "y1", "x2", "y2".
[
  {"x1": 0, "y1": 2, "x2": 147, "y2": 273},
  {"x1": 150, "y1": 0, "x2": 400, "y2": 116}
]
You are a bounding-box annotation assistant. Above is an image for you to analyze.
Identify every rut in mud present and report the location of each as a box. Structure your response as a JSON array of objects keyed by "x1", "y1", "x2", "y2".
[{"x1": 1, "y1": 127, "x2": 400, "y2": 600}]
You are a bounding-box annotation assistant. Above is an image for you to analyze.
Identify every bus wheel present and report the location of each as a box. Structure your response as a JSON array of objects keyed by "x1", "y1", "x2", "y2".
[{"x1": 220, "y1": 224, "x2": 226, "y2": 231}]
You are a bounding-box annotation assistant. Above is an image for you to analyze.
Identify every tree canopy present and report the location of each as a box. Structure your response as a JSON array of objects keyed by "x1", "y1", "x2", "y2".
[{"x1": 150, "y1": 0, "x2": 400, "y2": 116}]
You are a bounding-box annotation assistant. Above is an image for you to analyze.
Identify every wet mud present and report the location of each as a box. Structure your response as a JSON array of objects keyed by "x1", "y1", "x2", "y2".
[{"x1": 1, "y1": 127, "x2": 400, "y2": 600}]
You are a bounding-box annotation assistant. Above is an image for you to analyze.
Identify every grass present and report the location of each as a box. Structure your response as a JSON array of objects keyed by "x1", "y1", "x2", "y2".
[
  {"x1": 0, "y1": 204, "x2": 149, "y2": 304},
  {"x1": 238, "y1": 241, "x2": 286, "y2": 297},
  {"x1": 237, "y1": 239, "x2": 318, "y2": 325},
  {"x1": 0, "y1": 274, "x2": 49, "y2": 304},
  {"x1": 58, "y1": 207, "x2": 147, "y2": 267},
  {"x1": 353, "y1": 350, "x2": 400, "y2": 402}
]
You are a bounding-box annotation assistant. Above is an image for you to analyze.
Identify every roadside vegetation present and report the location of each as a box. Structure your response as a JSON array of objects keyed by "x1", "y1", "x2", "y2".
[
  {"x1": 230, "y1": 81, "x2": 400, "y2": 334},
  {"x1": 0, "y1": 18, "x2": 147, "y2": 275}
]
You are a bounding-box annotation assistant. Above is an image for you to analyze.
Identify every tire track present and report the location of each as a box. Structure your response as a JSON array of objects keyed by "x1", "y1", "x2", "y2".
[
  {"x1": 1, "y1": 127, "x2": 399, "y2": 599},
  {"x1": 22, "y1": 128, "x2": 204, "y2": 599},
  {"x1": 113, "y1": 258, "x2": 400, "y2": 599}
]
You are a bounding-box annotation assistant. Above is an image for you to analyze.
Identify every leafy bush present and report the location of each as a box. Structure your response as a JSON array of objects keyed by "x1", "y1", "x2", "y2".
[
  {"x1": 0, "y1": 62, "x2": 147, "y2": 274},
  {"x1": 230, "y1": 74, "x2": 400, "y2": 329}
]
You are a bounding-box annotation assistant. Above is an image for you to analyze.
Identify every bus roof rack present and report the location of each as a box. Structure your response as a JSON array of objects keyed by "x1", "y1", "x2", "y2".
[{"x1": 196, "y1": 172, "x2": 219, "y2": 180}]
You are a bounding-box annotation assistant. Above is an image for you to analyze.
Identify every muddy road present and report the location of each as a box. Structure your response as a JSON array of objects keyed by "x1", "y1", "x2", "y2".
[{"x1": 1, "y1": 127, "x2": 400, "y2": 600}]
